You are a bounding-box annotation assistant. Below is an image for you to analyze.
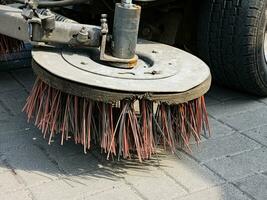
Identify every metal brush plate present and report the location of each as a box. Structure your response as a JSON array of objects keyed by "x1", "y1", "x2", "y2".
[
  {"x1": 32, "y1": 40, "x2": 210, "y2": 93},
  {"x1": 32, "y1": 40, "x2": 211, "y2": 103},
  {"x1": 61, "y1": 48, "x2": 178, "y2": 80}
]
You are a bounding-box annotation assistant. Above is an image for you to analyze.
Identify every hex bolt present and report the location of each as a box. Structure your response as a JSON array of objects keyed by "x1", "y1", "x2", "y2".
[{"x1": 77, "y1": 27, "x2": 89, "y2": 43}]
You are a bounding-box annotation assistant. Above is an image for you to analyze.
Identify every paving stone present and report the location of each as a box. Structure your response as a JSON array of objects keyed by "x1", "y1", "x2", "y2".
[
  {"x1": 1, "y1": 125, "x2": 109, "y2": 176},
  {"x1": 205, "y1": 95, "x2": 220, "y2": 106},
  {"x1": 0, "y1": 129, "x2": 37, "y2": 152},
  {"x1": 14, "y1": 169, "x2": 56, "y2": 188},
  {"x1": 208, "y1": 118, "x2": 235, "y2": 138},
  {"x1": 11, "y1": 68, "x2": 35, "y2": 92},
  {"x1": 30, "y1": 135, "x2": 107, "y2": 176},
  {"x1": 221, "y1": 107, "x2": 267, "y2": 131},
  {"x1": 49, "y1": 153, "x2": 101, "y2": 175},
  {"x1": 205, "y1": 148, "x2": 267, "y2": 181},
  {"x1": 31, "y1": 174, "x2": 123, "y2": 200},
  {"x1": 36, "y1": 134, "x2": 89, "y2": 158},
  {"x1": 242, "y1": 125, "x2": 267, "y2": 146},
  {"x1": 0, "y1": 171, "x2": 24, "y2": 194},
  {"x1": 189, "y1": 136, "x2": 207, "y2": 145},
  {"x1": 1, "y1": 138, "x2": 61, "y2": 180},
  {"x1": 77, "y1": 184, "x2": 142, "y2": 200},
  {"x1": 234, "y1": 173, "x2": 267, "y2": 200},
  {"x1": 0, "y1": 89, "x2": 27, "y2": 121},
  {"x1": 0, "y1": 103, "x2": 12, "y2": 120},
  {"x1": 0, "y1": 190, "x2": 32, "y2": 200},
  {"x1": 0, "y1": 72, "x2": 22, "y2": 92},
  {"x1": 0, "y1": 159, "x2": 9, "y2": 174},
  {"x1": 0, "y1": 89, "x2": 28, "y2": 115},
  {"x1": 1, "y1": 64, "x2": 267, "y2": 200},
  {"x1": 158, "y1": 153, "x2": 223, "y2": 193},
  {"x1": 207, "y1": 85, "x2": 250, "y2": 102},
  {"x1": 0, "y1": 113, "x2": 34, "y2": 135},
  {"x1": 0, "y1": 133, "x2": 57, "y2": 187},
  {"x1": 175, "y1": 183, "x2": 251, "y2": 200},
  {"x1": 124, "y1": 164, "x2": 188, "y2": 200},
  {"x1": 189, "y1": 133, "x2": 261, "y2": 163},
  {"x1": 207, "y1": 97, "x2": 264, "y2": 118}
]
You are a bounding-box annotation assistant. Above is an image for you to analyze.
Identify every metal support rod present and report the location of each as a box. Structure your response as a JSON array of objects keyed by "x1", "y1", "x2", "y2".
[
  {"x1": 112, "y1": 2, "x2": 141, "y2": 59},
  {"x1": 32, "y1": 22, "x2": 101, "y2": 47},
  {"x1": 0, "y1": 5, "x2": 101, "y2": 47}
]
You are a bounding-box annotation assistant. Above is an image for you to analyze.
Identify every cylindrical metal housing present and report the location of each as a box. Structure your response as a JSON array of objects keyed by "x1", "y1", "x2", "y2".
[{"x1": 112, "y1": 3, "x2": 141, "y2": 59}]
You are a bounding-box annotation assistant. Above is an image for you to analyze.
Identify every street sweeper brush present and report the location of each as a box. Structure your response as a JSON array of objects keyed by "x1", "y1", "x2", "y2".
[
  {"x1": 0, "y1": 1, "x2": 211, "y2": 161},
  {"x1": 0, "y1": 1, "x2": 24, "y2": 58},
  {"x1": 23, "y1": 42, "x2": 211, "y2": 161}
]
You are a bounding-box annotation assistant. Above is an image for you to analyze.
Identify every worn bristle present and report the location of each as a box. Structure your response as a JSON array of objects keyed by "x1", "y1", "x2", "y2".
[
  {"x1": 23, "y1": 78, "x2": 210, "y2": 161},
  {"x1": 0, "y1": 34, "x2": 24, "y2": 59}
]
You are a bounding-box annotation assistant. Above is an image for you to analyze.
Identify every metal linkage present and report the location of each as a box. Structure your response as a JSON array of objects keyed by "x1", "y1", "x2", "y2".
[
  {"x1": 0, "y1": 1, "x2": 141, "y2": 66},
  {"x1": 0, "y1": 5, "x2": 101, "y2": 47},
  {"x1": 99, "y1": 0, "x2": 141, "y2": 67},
  {"x1": 99, "y1": 14, "x2": 138, "y2": 67}
]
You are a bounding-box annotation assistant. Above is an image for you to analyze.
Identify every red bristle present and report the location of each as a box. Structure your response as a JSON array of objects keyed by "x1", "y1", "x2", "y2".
[
  {"x1": 0, "y1": 34, "x2": 24, "y2": 59},
  {"x1": 23, "y1": 79, "x2": 210, "y2": 161}
]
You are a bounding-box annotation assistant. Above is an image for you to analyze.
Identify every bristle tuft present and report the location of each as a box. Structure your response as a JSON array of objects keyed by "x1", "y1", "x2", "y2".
[
  {"x1": 0, "y1": 34, "x2": 25, "y2": 59},
  {"x1": 23, "y1": 79, "x2": 210, "y2": 161}
]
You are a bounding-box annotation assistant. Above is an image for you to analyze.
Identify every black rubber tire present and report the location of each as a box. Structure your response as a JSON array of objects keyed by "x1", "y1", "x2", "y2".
[{"x1": 198, "y1": 0, "x2": 267, "y2": 95}]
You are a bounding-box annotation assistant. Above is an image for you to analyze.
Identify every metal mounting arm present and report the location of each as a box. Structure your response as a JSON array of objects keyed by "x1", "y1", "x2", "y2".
[
  {"x1": 0, "y1": 5, "x2": 101, "y2": 47},
  {"x1": 0, "y1": 0, "x2": 141, "y2": 67}
]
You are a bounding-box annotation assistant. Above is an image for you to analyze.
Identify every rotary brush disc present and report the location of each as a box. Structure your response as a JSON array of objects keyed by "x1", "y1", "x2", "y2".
[{"x1": 31, "y1": 40, "x2": 211, "y2": 104}]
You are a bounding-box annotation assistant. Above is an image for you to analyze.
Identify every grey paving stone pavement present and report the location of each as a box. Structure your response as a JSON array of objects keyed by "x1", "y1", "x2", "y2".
[
  {"x1": 207, "y1": 97, "x2": 265, "y2": 119},
  {"x1": 188, "y1": 133, "x2": 261, "y2": 162},
  {"x1": 241, "y1": 125, "x2": 267, "y2": 147},
  {"x1": 175, "y1": 183, "x2": 252, "y2": 200},
  {"x1": 0, "y1": 69, "x2": 267, "y2": 200},
  {"x1": 205, "y1": 147, "x2": 267, "y2": 181},
  {"x1": 221, "y1": 107, "x2": 267, "y2": 131},
  {"x1": 233, "y1": 173, "x2": 267, "y2": 200},
  {"x1": 207, "y1": 118, "x2": 235, "y2": 138},
  {"x1": 0, "y1": 72, "x2": 22, "y2": 92}
]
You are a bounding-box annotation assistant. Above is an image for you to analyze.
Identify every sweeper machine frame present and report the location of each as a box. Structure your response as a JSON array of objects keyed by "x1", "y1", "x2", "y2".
[{"x1": 0, "y1": 0, "x2": 236, "y2": 161}]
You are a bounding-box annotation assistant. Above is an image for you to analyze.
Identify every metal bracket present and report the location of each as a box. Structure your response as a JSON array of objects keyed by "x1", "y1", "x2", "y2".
[
  {"x1": 99, "y1": 14, "x2": 138, "y2": 68},
  {"x1": 0, "y1": 5, "x2": 101, "y2": 47}
]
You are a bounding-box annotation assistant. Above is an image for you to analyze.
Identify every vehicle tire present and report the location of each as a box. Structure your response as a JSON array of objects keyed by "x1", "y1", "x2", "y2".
[{"x1": 198, "y1": 0, "x2": 267, "y2": 95}]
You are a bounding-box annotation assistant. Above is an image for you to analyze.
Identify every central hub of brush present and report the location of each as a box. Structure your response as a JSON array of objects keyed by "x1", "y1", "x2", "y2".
[{"x1": 62, "y1": 47, "x2": 178, "y2": 80}]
